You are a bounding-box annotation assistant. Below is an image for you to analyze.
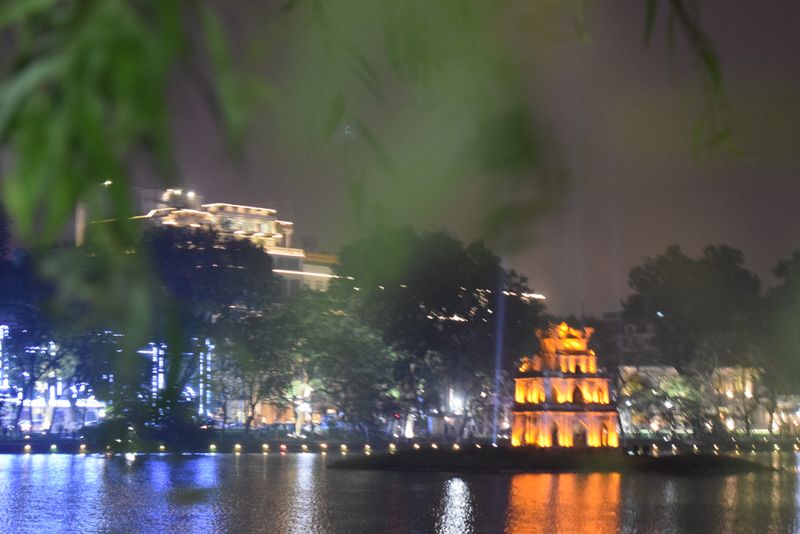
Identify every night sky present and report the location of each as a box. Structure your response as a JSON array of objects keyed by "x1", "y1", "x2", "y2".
[{"x1": 163, "y1": 1, "x2": 800, "y2": 316}]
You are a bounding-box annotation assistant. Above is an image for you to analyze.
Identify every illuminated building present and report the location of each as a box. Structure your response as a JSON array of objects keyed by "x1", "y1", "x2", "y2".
[
  {"x1": 0, "y1": 325, "x2": 107, "y2": 431},
  {"x1": 511, "y1": 322, "x2": 619, "y2": 448},
  {"x1": 125, "y1": 188, "x2": 338, "y2": 294},
  {"x1": 619, "y1": 365, "x2": 795, "y2": 436}
]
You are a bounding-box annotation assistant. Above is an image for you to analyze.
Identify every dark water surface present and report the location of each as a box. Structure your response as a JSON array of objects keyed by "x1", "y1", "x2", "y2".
[{"x1": 1, "y1": 452, "x2": 799, "y2": 533}]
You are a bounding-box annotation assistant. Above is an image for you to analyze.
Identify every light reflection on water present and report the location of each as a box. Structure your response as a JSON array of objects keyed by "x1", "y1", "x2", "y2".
[
  {"x1": 505, "y1": 472, "x2": 621, "y2": 533},
  {"x1": 437, "y1": 478, "x2": 474, "y2": 534},
  {"x1": 0, "y1": 453, "x2": 799, "y2": 533}
]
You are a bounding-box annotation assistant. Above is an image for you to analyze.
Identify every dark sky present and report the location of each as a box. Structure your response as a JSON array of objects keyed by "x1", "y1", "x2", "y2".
[{"x1": 167, "y1": 1, "x2": 800, "y2": 316}]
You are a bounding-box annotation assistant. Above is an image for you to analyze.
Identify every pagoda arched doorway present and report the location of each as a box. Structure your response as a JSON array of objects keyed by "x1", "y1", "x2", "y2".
[
  {"x1": 572, "y1": 421, "x2": 587, "y2": 448},
  {"x1": 550, "y1": 422, "x2": 559, "y2": 447},
  {"x1": 572, "y1": 386, "x2": 584, "y2": 404}
]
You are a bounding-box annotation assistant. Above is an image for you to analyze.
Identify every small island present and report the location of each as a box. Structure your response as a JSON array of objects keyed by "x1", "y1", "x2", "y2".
[{"x1": 329, "y1": 447, "x2": 773, "y2": 475}]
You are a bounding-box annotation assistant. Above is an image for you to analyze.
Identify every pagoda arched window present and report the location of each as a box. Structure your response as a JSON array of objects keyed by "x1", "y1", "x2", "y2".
[{"x1": 572, "y1": 385, "x2": 584, "y2": 404}]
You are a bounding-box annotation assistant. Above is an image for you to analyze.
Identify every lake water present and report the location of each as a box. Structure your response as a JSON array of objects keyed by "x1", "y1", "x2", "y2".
[{"x1": 1, "y1": 452, "x2": 799, "y2": 533}]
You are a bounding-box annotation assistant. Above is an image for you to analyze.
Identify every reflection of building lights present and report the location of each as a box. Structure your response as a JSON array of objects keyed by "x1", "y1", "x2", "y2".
[
  {"x1": 726, "y1": 419, "x2": 735, "y2": 431},
  {"x1": 664, "y1": 400, "x2": 673, "y2": 409},
  {"x1": 726, "y1": 390, "x2": 734, "y2": 399}
]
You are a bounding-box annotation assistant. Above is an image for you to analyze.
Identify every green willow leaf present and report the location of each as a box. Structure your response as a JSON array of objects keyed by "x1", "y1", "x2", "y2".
[
  {"x1": 0, "y1": 0, "x2": 58, "y2": 27},
  {"x1": 0, "y1": 54, "x2": 67, "y2": 134}
]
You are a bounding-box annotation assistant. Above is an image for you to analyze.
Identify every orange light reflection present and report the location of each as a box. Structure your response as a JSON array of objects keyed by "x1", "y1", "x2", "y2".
[{"x1": 505, "y1": 473, "x2": 620, "y2": 534}]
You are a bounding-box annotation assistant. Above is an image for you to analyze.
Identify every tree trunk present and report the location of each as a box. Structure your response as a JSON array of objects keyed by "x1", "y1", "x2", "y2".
[
  {"x1": 13, "y1": 379, "x2": 35, "y2": 431},
  {"x1": 767, "y1": 392, "x2": 777, "y2": 436},
  {"x1": 743, "y1": 399, "x2": 752, "y2": 437},
  {"x1": 13, "y1": 395, "x2": 24, "y2": 431},
  {"x1": 47, "y1": 405, "x2": 56, "y2": 433},
  {"x1": 244, "y1": 400, "x2": 257, "y2": 438},
  {"x1": 457, "y1": 410, "x2": 470, "y2": 442},
  {"x1": 221, "y1": 402, "x2": 228, "y2": 435}
]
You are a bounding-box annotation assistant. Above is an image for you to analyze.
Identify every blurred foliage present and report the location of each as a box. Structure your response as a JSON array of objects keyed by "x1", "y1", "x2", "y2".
[
  {"x1": 276, "y1": 0, "x2": 568, "y2": 248},
  {"x1": 0, "y1": 0, "x2": 245, "y2": 348},
  {"x1": 0, "y1": 1, "x2": 730, "y2": 418},
  {"x1": 643, "y1": 0, "x2": 736, "y2": 155}
]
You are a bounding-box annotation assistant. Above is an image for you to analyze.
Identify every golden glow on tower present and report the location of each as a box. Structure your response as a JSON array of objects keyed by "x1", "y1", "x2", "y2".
[{"x1": 511, "y1": 322, "x2": 618, "y2": 448}]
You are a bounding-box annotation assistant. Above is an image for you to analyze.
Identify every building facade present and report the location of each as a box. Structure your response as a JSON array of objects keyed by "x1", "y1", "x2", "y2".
[
  {"x1": 129, "y1": 188, "x2": 337, "y2": 295},
  {"x1": 512, "y1": 322, "x2": 619, "y2": 448}
]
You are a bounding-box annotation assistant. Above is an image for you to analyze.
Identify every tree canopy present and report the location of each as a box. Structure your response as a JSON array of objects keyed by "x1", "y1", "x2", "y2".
[{"x1": 623, "y1": 244, "x2": 760, "y2": 370}]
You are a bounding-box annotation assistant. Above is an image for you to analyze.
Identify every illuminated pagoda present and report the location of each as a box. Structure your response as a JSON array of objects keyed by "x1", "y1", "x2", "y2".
[{"x1": 511, "y1": 322, "x2": 618, "y2": 448}]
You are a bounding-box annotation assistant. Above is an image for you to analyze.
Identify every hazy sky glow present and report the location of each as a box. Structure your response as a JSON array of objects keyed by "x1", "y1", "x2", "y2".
[{"x1": 167, "y1": 1, "x2": 800, "y2": 316}]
